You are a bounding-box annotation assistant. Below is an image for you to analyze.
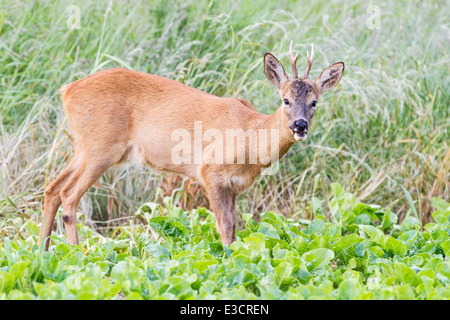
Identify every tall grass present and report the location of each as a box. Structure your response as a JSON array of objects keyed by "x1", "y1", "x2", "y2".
[{"x1": 0, "y1": 0, "x2": 449, "y2": 231}]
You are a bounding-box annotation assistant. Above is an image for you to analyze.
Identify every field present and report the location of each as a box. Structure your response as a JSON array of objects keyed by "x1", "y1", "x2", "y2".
[
  {"x1": 1, "y1": 183, "x2": 450, "y2": 299},
  {"x1": 0, "y1": 0, "x2": 449, "y2": 300}
]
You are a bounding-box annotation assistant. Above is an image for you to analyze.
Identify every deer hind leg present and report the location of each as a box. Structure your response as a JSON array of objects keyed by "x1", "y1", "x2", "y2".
[
  {"x1": 59, "y1": 154, "x2": 117, "y2": 246},
  {"x1": 38, "y1": 158, "x2": 81, "y2": 250}
]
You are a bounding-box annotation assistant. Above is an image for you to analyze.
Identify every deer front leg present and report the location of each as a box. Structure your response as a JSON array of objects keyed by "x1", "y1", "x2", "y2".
[
  {"x1": 201, "y1": 170, "x2": 236, "y2": 245},
  {"x1": 209, "y1": 185, "x2": 236, "y2": 245}
]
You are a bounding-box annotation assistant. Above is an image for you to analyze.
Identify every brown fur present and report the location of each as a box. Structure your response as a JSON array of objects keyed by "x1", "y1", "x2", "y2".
[{"x1": 38, "y1": 52, "x2": 344, "y2": 248}]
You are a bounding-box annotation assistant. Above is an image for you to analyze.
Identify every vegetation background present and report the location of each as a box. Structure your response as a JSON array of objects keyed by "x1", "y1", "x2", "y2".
[{"x1": 0, "y1": 0, "x2": 449, "y2": 232}]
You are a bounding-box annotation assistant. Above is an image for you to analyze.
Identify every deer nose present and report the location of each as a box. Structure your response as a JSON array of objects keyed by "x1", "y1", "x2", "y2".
[{"x1": 293, "y1": 119, "x2": 308, "y2": 132}]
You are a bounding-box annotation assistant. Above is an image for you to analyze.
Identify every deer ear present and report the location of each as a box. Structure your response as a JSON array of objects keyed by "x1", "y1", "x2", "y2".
[
  {"x1": 264, "y1": 53, "x2": 289, "y2": 89},
  {"x1": 315, "y1": 62, "x2": 344, "y2": 93}
]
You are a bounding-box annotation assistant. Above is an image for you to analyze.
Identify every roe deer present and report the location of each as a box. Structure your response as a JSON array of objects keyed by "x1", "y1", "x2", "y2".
[{"x1": 38, "y1": 42, "x2": 344, "y2": 249}]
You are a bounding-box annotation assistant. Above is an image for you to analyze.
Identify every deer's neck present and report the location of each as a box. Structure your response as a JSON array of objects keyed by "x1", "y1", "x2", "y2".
[
  {"x1": 222, "y1": 105, "x2": 296, "y2": 193},
  {"x1": 251, "y1": 105, "x2": 296, "y2": 164}
]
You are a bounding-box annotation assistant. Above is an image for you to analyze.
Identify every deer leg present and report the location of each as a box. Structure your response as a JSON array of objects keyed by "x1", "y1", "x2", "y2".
[
  {"x1": 227, "y1": 191, "x2": 237, "y2": 242},
  {"x1": 38, "y1": 159, "x2": 80, "y2": 250},
  {"x1": 210, "y1": 185, "x2": 236, "y2": 245},
  {"x1": 203, "y1": 179, "x2": 236, "y2": 245},
  {"x1": 59, "y1": 157, "x2": 113, "y2": 245}
]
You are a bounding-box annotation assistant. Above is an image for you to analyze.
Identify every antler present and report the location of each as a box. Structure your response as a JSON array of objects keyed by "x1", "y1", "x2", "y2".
[
  {"x1": 289, "y1": 40, "x2": 299, "y2": 79},
  {"x1": 303, "y1": 43, "x2": 314, "y2": 80}
]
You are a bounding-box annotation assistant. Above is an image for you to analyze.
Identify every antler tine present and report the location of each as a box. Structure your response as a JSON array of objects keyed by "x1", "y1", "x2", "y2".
[
  {"x1": 289, "y1": 40, "x2": 299, "y2": 79},
  {"x1": 303, "y1": 43, "x2": 314, "y2": 79}
]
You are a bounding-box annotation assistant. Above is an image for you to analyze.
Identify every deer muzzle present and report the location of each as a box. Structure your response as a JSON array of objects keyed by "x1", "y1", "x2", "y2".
[{"x1": 290, "y1": 118, "x2": 308, "y2": 141}]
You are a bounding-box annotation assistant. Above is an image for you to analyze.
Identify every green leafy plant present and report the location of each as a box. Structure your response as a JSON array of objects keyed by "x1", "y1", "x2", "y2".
[{"x1": 0, "y1": 184, "x2": 449, "y2": 300}]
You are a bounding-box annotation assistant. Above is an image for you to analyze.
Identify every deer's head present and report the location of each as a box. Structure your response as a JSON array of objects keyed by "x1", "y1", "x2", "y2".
[{"x1": 264, "y1": 42, "x2": 344, "y2": 141}]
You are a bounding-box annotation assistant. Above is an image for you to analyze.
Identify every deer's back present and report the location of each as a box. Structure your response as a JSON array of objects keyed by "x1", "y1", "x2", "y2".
[{"x1": 60, "y1": 68, "x2": 260, "y2": 179}]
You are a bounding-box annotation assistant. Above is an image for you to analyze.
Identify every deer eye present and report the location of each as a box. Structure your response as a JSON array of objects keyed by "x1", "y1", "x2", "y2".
[
  {"x1": 311, "y1": 101, "x2": 317, "y2": 108},
  {"x1": 284, "y1": 99, "x2": 290, "y2": 105}
]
